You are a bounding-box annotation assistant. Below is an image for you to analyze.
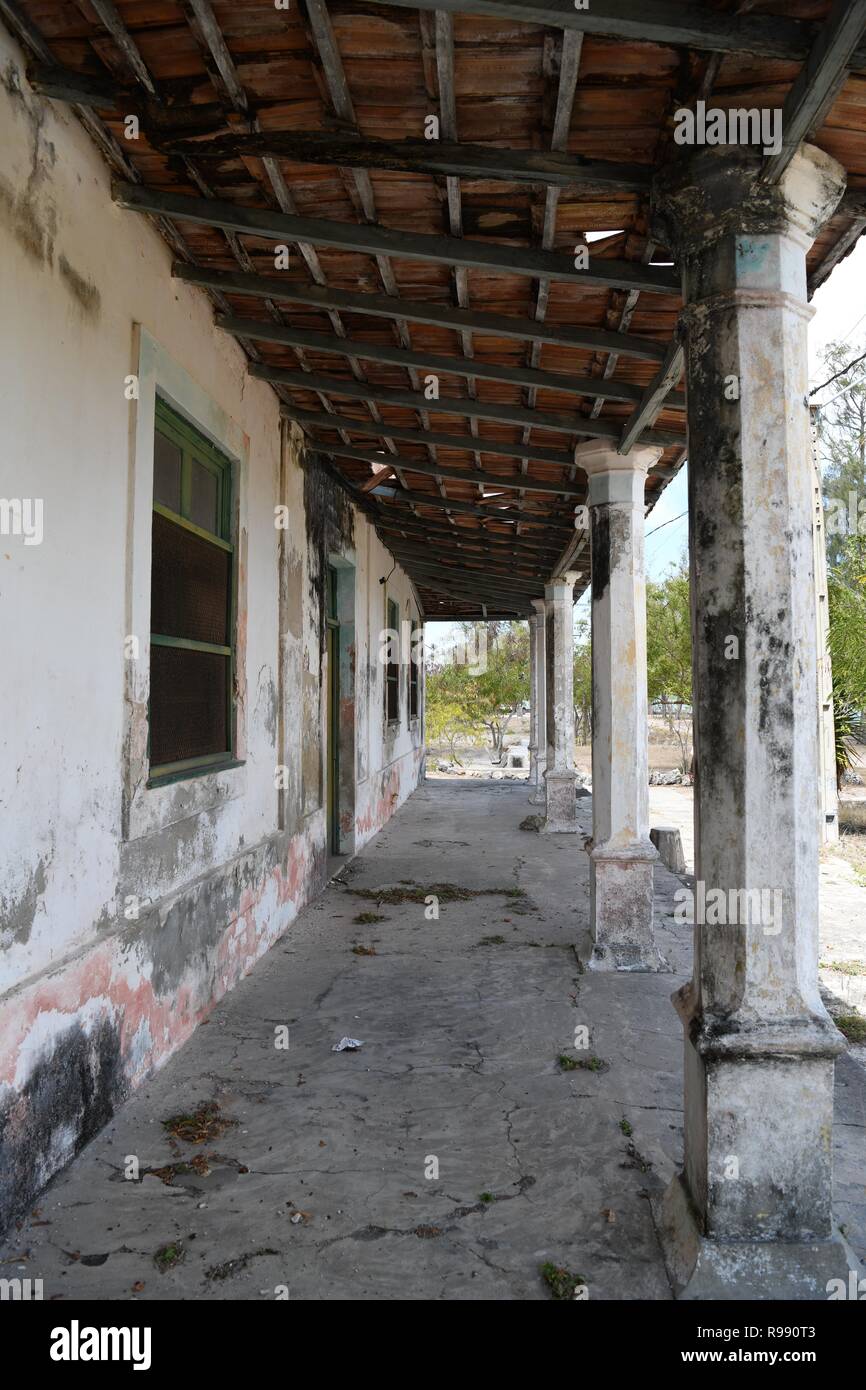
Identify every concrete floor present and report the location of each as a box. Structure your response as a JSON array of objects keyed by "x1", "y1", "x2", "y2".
[{"x1": 2, "y1": 780, "x2": 865, "y2": 1301}]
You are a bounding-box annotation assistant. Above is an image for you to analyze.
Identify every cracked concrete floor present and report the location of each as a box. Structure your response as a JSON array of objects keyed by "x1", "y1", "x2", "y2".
[{"x1": 3, "y1": 780, "x2": 865, "y2": 1301}]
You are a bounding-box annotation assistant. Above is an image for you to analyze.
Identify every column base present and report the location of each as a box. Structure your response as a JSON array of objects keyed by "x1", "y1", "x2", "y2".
[
  {"x1": 654, "y1": 1173, "x2": 860, "y2": 1301},
  {"x1": 528, "y1": 751, "x2": 546, "y2": 804},
  {"x1": 588, "y1": 842, "x2": 667, "y2": 970},
  {"x1": 539, "y1": 770, "x2": 577, "y2": 832}
]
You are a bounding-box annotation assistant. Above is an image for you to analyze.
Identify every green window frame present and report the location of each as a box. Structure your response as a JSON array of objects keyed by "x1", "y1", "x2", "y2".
[
  {"x1": 408, "y1": 618, "x2": 420, "y2": 722},
  {"x1": 385, "y1": 596, "x2": 401, "y2": 725},
  {"x1": 148, "y1": 397, "x2": 239, "y2": 785}
]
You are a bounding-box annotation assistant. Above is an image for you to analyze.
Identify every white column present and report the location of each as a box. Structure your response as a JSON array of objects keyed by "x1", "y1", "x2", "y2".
[
  {"x1": 653, "y1": 144, "x2": 856, "y2": 1297},
  {"x1": 577, "y1": 441, "x2": 664, "y2": 971},
  {"x1": 527, "y1": 610, "x2": 539, "y2": 792},
  {"x1": 540, "y1": 572, "x2": 578, "y2": 832},
  {"x1": 528, "y1": 600, "x2": 547, "y2": 804}
]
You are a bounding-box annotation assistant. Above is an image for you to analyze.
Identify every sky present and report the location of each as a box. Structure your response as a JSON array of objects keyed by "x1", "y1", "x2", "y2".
[{"x1": 426, "y1": 236, "x2": 866, "y2": 651}]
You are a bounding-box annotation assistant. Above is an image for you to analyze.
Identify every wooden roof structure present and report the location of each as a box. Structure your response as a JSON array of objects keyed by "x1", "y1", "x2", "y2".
[{"x1": 6, "y1": 0, "x2": 866, "y2": 619}]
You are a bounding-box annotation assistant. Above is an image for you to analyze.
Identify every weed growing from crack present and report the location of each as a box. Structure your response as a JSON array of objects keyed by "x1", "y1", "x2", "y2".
[
  {"x1": 148, "y1": 1155, "x2": 211, "y2": 1185},
  {"x1": 154, "y1": 1241, "x2": 184, "y2": 1272},
  {"x1": 477, "y1": 935, "x2": 507, "y2": 947},
  {"x1": 540, "y1": 1262, "x2": 587, "y2": 1300},
  {"x1": 353, "y1": 911, "x2": 386, "y2": 925},
  {"x1": 619, "y1": 1117, "x2": 634, "y2": 1137},
  {"x1": 162, "y1": 1101, "x2": 237, "y2": 1145}
]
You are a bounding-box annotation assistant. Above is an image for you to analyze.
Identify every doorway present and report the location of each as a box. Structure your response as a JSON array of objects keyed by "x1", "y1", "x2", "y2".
[{"x1": 326, "y1": 564, "x2": 340, "y2": 856}]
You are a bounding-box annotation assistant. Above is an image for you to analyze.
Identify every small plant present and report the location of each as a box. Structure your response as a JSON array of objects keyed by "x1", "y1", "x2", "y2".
[
  {"x1": 540, "y1": 1262, "x2": 587, "y2": 1300},
  {"x1": 154, "y1": 1241, "x2": 184, "y2": 1272},
  {"x1": 352, "y1": 943, "x2": 377, "y2": 956},
  {"x1": 353, "y1": 911, "x2": 386, "y2": 925},
  {"x1": 576, "y1": 1055, "x2": 604, "y2": 1072},
  {"x1": 479, "y1": 1191, "x2": 494, "y2": 1204},
  {"x1": 477, "y1": 934, "x2": 506, "y2": 946},
  {"x1": 619, "y1": 1117, "x2": 633, "y2": 1137},
  {"x1": 558, "y1": 1054, "x2": 578, "y2": 1071}
]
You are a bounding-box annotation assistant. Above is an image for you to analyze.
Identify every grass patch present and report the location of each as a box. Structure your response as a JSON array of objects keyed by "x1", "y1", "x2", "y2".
[
  {"x1": 348, "y1": 882, "x2": 526, "y2": 906},
  {"x1": 619, "y1": 1118, "x2": 634, "y2": 1137},
  {"x1": 352, "y1": 944, "x2": 377, "y2": 956},
  {"x1": 821, "y1": 959, "x2": 866, "y2": 977},
  {"x1": 558, "y1": 1054, "x2": 578, "y2": 1071},
  {"x1": 575, "y1": 1055, "x2": 604, "y2": 1072},
  {"x1": 353, "y1": 911, "x2": 386, "y2": 925},
  {"x1": 477, "y1": 934, "x2": 507, "y2": 947},
  {"x1": 154, "y1": 1241, "x2": 184, "y2": 1272},
  {"x1": 540, "y1": 1262, "x2": 587, "y2": 1300},
  {"x1": 836, "y1": 1013, "x2": 866, "y2": 1044},
  {"x1": 479, "y1": 1191, "x2": 494, "y2": 1204},
  {"x1": 162, "y1": 1101, "x2": 237, "y2": 1146}
]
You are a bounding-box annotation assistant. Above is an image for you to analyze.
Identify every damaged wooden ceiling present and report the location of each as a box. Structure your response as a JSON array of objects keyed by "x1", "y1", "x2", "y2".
[{"x1": 6, "y1": 0, "x2": 866, "y2": 619}]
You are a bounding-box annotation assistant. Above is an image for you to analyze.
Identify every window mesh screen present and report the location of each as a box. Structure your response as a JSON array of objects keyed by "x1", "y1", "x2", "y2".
[
  {"x1": 151, "y1": 511, "x2": 230, "y2": 646},
  {"x1": 149, "y1": 645, "x2": 229, "y2": 766}
]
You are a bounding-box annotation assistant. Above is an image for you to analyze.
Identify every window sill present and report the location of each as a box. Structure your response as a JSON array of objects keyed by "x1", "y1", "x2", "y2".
[{"x1": 147, "y1": 757, "x2": 244, "y2": 790}]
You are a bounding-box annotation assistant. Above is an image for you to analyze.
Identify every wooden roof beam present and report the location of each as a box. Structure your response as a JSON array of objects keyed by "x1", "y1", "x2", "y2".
[
  {"x1": 216, "y1": 314, "x2": 676, "y2": 408},
  {"x1": 112, "y1": 183, "x2": 680, "y2": 296},
  {"x1": 373, "y1": 0, "x2": 866, "y2": 70},
  {"x1": 262, "y1": 366, "x2": 685, "y2": 448},
  {"x1": 174, "y1": 264, "x2": 666, "y2": 362},
  {"x1": 325, "y1": 443, "x2": 586, "y2": 496},
  {"x1": 281, "y1": 405, "x2": 582, "y2": 465},
  {"x1": 168, "y1": 129, "x2": 651, "y2": 194},
  {"x1": 348, "y1": 483, "x2": 573, "y2": 525},
  {"x1": 761, "y1": 0, "x2": 866, "y2": 184},
  {"x1": 618, "y1": 340, "x2": 685, "y2": 454},
  {"x1": 373, "y1": 521, "x2": 563, "y2": 559}
]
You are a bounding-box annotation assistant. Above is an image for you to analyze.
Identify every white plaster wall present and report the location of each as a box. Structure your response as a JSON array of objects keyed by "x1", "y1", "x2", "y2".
[{"x1": 0, "y1": 26, "x2": 422, "y2": 1005}]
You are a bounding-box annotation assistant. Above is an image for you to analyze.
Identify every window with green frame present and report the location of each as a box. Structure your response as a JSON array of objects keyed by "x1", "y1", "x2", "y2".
[
  {"x1": 408, "y1": 618, "x2": 420, "y2": 721},
  {"x1": 148, "y1": 397, "x2": 237, "y2": 782},
  {"x1": 385, "y1": 597, "x2": 400, "y2": 725}
]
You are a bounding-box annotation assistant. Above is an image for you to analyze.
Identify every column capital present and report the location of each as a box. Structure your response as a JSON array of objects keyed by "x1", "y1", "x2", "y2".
[
  {"x1": 575, "y1": 440, "x2": 662, "y2": 507},
  {"x1": 530, "y1": 596, "x2": 546, "y2": 617},
  {"x1": 544, "y1": 571, "x2": 578, "y2": 599},
  {"x1": 652, "y1": 142, "x2": 846, "y2": 262}
]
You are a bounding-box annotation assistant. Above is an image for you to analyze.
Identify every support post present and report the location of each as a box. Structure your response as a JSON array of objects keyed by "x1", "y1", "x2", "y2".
[
  {"x1": 577, "y1": 441, "x2": 665, "y2": 971},
  {"x1": 540, "y1": 573, "x2": 578, "y2": 831},
  {"x1": 527, "y1": 605, "x2": 546, "y2": 801},
  {"x1": 652, "y1": 144, "x2": 856, "y2": 1298}
]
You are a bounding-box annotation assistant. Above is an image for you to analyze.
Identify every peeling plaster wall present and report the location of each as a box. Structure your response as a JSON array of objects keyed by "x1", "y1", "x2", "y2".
[{"x1": 0, "y1": 28, "x2": 423, "y2": 1234}]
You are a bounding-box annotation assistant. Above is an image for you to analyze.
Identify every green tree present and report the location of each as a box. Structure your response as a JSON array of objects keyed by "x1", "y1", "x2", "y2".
[
  {"x1": 814, "y1": 340, "x2": 866, "y2": 783},
  {"x1": 827, "y1": 539, "x2": 866, "y2": 785},
  {"x1": 815, "y1": 340, "x2": 866, "y2": 569},
  {"x1": 425, "y1": 622, "x2": 529, "y2": 763},
  {"x1": 645, "y1": 561, "x2": 693, "y2": 773},
  {"x1": 573, "y1": 617, "x2": 592, "y2": 744}
]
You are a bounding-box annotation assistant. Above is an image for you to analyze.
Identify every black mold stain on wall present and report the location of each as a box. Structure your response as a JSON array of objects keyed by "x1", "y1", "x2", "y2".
[
  {"x1": 302, "y1": 452, "x2": 355, "y2": 648},
  {"x1": 0, "y1": 1018, "x2": 127, "y2": 1235}
]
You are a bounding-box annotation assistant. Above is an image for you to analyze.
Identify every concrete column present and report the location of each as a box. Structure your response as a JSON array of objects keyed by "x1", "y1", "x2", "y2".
[
  {"x1": 540, "y1": 573, "x2": 578, "y2": 832},
  {"x1": 577, "y1": 441, "x2": 664, "y2": 972},
  {"x1": 652, "y1": 144, "x2": 856, "y2": 1297},
  {"x1": 527, "y1": 605, "x2": 546, "y2": 802}
]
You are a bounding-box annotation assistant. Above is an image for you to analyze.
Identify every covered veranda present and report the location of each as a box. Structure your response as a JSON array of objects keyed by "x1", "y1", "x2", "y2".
[{"x1": 4, "y1": 0, "x2": 866, "y2": 1298}]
